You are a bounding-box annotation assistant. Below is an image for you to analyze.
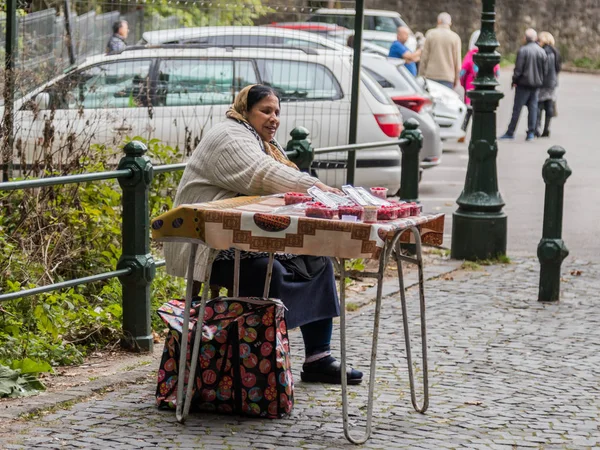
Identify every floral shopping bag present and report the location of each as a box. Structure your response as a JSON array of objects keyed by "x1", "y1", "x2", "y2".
[{"x1": 155, "y1": 297, "x2": 294, "y2": 419}]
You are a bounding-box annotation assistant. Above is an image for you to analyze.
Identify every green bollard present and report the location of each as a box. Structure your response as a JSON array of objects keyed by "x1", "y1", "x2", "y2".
[
  {"x1": 537, "y1": 146, "x2": 571, "y2": 302},
  {"x1": 117, "y1": 141, "x2": 156, "y2": 351},
  {"x1": 285, "y1": 127, "x2": 314, "y2": 173},
  {"x1": 399, "y1": 118, "x2": 422, "y2": 202}
]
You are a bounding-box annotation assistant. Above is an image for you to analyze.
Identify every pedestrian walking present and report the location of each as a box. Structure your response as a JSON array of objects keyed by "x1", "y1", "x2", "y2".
[
  {"x1": 388, "y1": 26, "x2": 421, "y2": 76},
  {"x1": 419, "y1": 12, "x2": 462, "y2": 89},
  {"x1": 535, "y1": 32, "x2": 561, "y2": 138},
  {"x1": 106, "y1": 20, "x2": 128, "y2": 54},
  {"x1": 458, "y1": 30, "x2": 500, "y2": 139},
  {"x1": 500, "y1": 28, "x2": 548, "y2": 142}
]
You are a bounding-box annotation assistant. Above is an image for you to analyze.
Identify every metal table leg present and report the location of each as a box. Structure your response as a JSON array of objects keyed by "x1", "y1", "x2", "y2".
[
  {"x1": 339, "y1": 242, "x2": 388, "y2": 444},
  {"x1": 175, "y1": 245, "x2": 218, "y2": 424},
  {"x1": 394, "y1": 227, "x2": 429, "y2": 413}
]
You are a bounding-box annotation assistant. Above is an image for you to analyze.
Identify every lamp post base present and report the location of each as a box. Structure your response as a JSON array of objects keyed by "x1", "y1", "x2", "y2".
[{"x1": 451, "y1": 210, "x2": 507, "y2": 260}]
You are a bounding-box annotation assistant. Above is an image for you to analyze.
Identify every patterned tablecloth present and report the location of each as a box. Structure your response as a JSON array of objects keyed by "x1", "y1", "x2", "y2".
[{"x1": 151, "y1": 196, "x2": 445, "y2": 260}]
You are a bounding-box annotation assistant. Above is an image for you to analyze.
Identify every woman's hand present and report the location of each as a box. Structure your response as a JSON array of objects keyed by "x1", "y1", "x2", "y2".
[{"x1": 315, "y1": 181, "x2": 343, "y2": 195}]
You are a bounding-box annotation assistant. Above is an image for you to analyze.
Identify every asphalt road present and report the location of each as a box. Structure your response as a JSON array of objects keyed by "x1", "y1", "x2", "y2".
[{"x1": 421, "y1": 68, "x2": 600, "y2": 262}]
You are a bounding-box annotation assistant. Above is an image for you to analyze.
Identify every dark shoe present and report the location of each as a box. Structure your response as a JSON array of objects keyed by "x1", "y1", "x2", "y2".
[
  {"x1": 301, "y1": 356, "x2": 363, "y2": 385},
  {"x1": 526, "y1": 132, "x2": 535, "y2": 141},
  {"x1": 534, "y1": 130, "x2": 541, "y2": 138},
  {"x1": 541, "y1": 130, "x2": 550, "y2": 137},
  {"x1": 499, "y1": 133, "x2": 514, "y2": 140}
]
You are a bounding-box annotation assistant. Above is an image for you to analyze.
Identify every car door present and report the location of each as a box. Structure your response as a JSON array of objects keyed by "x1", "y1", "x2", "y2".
[
  {"x1": 149, "y1": 58, "x2": 259, "y2": 157},
  {"x1": 18, "y1": 59, "x2": 154, "y2": 167}
]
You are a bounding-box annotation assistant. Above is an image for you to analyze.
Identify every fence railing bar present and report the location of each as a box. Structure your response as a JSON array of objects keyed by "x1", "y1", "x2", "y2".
[
  {"x1": 313, "y1": 139, "x2": 409, "y2": 155},
  {"x1": 0, "y1": 267, "x2": 133, "y2": 302},
  {"x1": 155, "y1": 259, "x2": 166, "y2": 268},
  {"x1": 0, "y1": 169, "x2": 133, "y2": 192},
  {"x1": 153, "y1": 164, "x2": 187, "y2": 174}
]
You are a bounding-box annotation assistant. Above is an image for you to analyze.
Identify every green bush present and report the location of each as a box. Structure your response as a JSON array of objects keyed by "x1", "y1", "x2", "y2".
[{"x1": 0, "y1": 138, "x2": 186, "y2": 383}]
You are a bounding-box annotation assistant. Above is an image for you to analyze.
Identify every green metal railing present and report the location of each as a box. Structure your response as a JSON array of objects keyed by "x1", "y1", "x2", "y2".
[{"x1": 0, "y1": 120, "x2": 422, "y2": 352}]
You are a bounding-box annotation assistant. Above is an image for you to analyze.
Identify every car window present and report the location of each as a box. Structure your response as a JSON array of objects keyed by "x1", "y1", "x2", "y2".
[
  {"x1": 372, "y1": 16, "x2": 399, "y2": 33},
  {"x1": 52, "y1": 60, "x2": 152, "y2": 110},
  {"x1": 361, "y1": 70, "x2": 393, "y2": 105},
  {"x1": 155, "y1": 59, "x2": 258, "y2": 106},
  {"x1": 363, "y1": 66, "x2": 394, "y2": 89},
  {"x1": 257, "y1": 59, "x2": 342, "y2": 101},
  {"x1": 281, "y1": 38, "x2": 325, "y2": 49},
  {"x1": 309, "y1": 14, "x2": 355, "y2": 29}
]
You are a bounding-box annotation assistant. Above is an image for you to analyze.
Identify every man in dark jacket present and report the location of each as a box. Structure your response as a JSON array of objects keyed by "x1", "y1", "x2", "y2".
[
  {"x1": 106, "y1": 20, "x2": 128, "y2": 55},
  {"x1": 500, "y1": 29, "x2": 548, "y2": 141}
]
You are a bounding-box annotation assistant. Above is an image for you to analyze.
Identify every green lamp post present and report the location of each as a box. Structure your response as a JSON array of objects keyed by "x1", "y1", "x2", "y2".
[{"x1": 451, "y1": 0, "x2": 507, "y2": 260}]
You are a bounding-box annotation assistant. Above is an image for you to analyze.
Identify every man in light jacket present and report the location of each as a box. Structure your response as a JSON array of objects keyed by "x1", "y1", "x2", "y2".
[
  {"x1": 500, "y1": 28, "x2": 548, "y2": 141},
  {"x1": 419, "y1": 12, "x2": 462, "y2": 89},
  {"x1": 106, "y1": 20, "x2": 129, "y2": 55}
]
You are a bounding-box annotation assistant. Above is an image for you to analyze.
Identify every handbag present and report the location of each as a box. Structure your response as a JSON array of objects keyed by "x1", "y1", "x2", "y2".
[{"x1": 155, "y1": 297, "x2": 294, "y2": 419}]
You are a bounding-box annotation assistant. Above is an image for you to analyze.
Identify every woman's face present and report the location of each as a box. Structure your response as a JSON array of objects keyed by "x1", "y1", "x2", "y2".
[{"x1": 246, "y1": 94, "x2": 280, "y2": 142}]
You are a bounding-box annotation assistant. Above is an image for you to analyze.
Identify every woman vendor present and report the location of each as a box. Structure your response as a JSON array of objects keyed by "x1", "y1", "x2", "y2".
[{"x1": 164, "y1": 84, "x2": 363, "y2": 385}]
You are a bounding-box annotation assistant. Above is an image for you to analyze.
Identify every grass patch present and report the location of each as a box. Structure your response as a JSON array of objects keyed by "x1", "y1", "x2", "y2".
[
  {"x1": 345, "y1": 302, "x2": 360, "y2": 312},
  {"x1": 461, "y1": 261, "x2": 483, "y2": 271},
  {"x1": 429, "y1": 248, "x2": 451, "y2": 257},
  {"x1": 572, "y1": 57, "x2": 600, "y2": 70},
  {"x1": 500, "y1": 53, "x2": 516, "y2": 67},
  {"x1": 461, "y1": 255, "x2": 511, "y2": 271}
]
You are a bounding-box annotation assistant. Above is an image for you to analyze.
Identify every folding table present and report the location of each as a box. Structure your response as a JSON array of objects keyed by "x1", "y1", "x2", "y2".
[{"x1": 151, "y1": 195, "x2": 444, "y2": 444}]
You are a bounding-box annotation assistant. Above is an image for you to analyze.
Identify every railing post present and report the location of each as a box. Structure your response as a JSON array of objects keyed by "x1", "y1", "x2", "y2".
[
  {"x1": 1, "y1": 0, "x2": 18, "y2": 181},
  {"x1": 117, "y1": 141, "x2": 155, "y2": 351},
  {"x1": 285, "y1": 127, "x2": 314, "y2": 173},
  {"x1": 399, "y1": 118, "x2": 422, "y2": 202},
  {"x1": 538, "y1": 146, "x2": 571, "y2": 302}
]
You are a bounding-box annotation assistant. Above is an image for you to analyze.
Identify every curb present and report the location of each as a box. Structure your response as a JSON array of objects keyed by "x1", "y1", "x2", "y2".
[{"x1": 0, "y1": 350, "x2": 161, "y2": 421}]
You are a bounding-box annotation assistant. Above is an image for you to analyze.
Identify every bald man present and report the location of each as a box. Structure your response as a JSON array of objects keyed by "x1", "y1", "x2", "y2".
[
  {"x1": 389, "y1": 26, "x2": 421, "y2": 76},
  {"x1": 500, "y1": 28, "x2": 548, "y2": 141},
  {"x1": 419, "y1": 12, "x2": 462, "y2": 88}
]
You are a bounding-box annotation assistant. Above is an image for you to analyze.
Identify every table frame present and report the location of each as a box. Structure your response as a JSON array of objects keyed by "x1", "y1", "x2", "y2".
[{"x1": 172, "y1": 226, "x2": 429, "y2": 444}]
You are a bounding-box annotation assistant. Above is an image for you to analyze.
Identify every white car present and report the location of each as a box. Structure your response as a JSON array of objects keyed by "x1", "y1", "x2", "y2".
[
  {"x1": 12, "y1": 46, "x2": 404, "y2": 193},
  {"x1": 139, "y1": 26, "x2": 351, "y2": 53},
  {"x1": 307, "y1": 8, "x2": 416, "y2": 51},
  {"x1": 361, "y1": 54, "x2": 442, "y2": 172},
  {"x1": 421, "y1": 79, "x2": 467, "y2": 142}
]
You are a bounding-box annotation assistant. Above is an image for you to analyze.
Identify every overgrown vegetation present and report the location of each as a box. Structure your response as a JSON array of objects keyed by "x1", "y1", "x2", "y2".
[
  {"x1": 0, "y1": 137, "x2": 185, "y2": 396},
  {"x1": 460, "y1": 255, "x2": 512, "y2": 271},
  {"x1": 571, "y1": 57, "x2": 600, "y2": 71}
]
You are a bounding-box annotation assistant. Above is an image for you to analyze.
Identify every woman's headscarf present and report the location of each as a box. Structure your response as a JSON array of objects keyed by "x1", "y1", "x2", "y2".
[{"x1": 226, "y1": 85, "x2": 298, "y2": 170}]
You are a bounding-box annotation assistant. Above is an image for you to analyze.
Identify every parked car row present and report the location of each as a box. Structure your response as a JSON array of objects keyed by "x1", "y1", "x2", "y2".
[{"x1": 11, "y1": 21, "x2": 467, "y2": 193}]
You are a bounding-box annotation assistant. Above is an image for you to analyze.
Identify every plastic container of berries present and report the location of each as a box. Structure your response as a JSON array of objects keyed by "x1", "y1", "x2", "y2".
[
  {"x1": 377, "y1": 205, "x2": 398, "y2": 221},
  {"x1": 407, "y1": 202, "x2": 421, "y2": 216},
  {"x1": 305, "y1": 202, "x2": 337, "y2": 220},
  {"x1": 369, "y1": 187, "x2": 388, "y2": 199},
  {"x1": 284, "y1": 192, "x2": 313, "y2": 205},
  {"x1": 338, "y1": 205, "x2": 364, "y2": 220}
]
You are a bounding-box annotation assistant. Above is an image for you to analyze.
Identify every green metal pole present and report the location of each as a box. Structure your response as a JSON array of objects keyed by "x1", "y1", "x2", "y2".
[
  {"x1": 117, "y1": 141, "x2": 156, "y2": 352},
  {"x1": 346, "y1": 0, "x2": 365, "y2": 185},
  {"x1": 538, "y1": 146, "x2": 571, "y2": 302},
  {"x1": 285, "y1": 127, "x2": 314, "y2": 173},
  {"x1": 451, "y1": 0, "x2": 507, "y2": 261},
  {"x1": 1, "y1": 0, "x2": 17, "y2": 181},
  {"x1": 399, "y1": 119, "x2": 422, "y2": 203},
  {"x1": 63, "y1": 0, "x2": 77, "y2": 65}
]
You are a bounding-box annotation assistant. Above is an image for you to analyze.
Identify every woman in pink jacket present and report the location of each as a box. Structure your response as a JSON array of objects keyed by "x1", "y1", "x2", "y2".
[{"x1": 459, "y1": 30, "x2": 500, "y2": 136}]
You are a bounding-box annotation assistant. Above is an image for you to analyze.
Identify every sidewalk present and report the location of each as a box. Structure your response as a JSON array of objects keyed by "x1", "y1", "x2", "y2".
[{"x1": 1, "y1": 256, "x2": 599, "y2": 449}]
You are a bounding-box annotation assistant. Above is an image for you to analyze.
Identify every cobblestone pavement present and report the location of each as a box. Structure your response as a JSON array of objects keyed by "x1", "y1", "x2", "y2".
[{"x1": 1, "y1": 258, "x2": 599, "y2": 449}]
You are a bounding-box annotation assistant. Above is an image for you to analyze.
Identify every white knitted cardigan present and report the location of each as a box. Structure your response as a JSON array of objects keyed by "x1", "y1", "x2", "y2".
[{"x1": 164, "y1": 119, "x2": 319, "y2": 281}]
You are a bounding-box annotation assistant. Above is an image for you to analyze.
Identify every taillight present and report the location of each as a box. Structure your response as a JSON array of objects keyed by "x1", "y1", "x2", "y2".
[
  {"x1": 374, "y1": 113, "x2": 403, "y2": 138},
  {"x1": 391, "y1": 96, "x2": 432, "y2": 113}
]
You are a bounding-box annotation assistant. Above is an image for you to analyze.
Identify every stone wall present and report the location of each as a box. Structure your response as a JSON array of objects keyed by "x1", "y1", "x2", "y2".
[
  {"x1": 367, "y1": 0, "x2": 600, "y2": 61},
  {"x1": 259, "y1": 0, "x2": 600, "y2": 62}
]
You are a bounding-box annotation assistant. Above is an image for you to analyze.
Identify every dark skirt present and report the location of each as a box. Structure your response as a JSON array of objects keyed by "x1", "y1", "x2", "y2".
[{"x1": 209, "y1": 256, "x2": 340, "y2": 329}]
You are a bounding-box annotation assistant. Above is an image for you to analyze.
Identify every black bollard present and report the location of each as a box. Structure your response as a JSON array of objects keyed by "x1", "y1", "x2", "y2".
[
  {"x1": 285, "y1": 127, "x2": 314, "y2": 174},
  {"x1": 537, "y1": 146, "x2": 571, "y2": 302}
]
